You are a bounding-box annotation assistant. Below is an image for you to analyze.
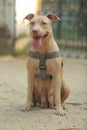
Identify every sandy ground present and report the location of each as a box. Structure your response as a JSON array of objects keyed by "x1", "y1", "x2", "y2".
[{"x1": 0, "y1": 56, "x2": 87, "y2": 130}]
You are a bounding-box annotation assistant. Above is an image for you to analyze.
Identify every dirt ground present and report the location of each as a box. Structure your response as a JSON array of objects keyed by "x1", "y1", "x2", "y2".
[{"x1": 0, "y1": 56, "x2": 87, "y2": 130}]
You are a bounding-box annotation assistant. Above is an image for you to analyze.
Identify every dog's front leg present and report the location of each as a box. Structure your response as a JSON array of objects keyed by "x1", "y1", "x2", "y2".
[
  {"x1": 25, "y1": 72, "x2": 35, "y2": 111},
  {"x1": 55, "y1": 73, "x2": 65, "y2": 116}
]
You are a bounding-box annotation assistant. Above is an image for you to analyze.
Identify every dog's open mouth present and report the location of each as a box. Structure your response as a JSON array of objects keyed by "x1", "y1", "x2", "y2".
[
  {"x1": 33, "y1": 33, "x2": 48, "y2": 40},
  {"x1": 32, "y1": 33, "x2": 48, "y2": 49}
]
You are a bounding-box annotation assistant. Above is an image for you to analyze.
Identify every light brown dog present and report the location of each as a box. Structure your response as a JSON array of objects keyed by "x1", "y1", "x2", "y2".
[{"x1": 24, "y1": 13, "x2": 70, "y2": 116}]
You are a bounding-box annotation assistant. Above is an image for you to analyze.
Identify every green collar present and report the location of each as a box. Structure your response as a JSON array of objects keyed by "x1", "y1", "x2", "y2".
[{"x1": 29, "y1": 51, "x2": 61, "y2": 60}]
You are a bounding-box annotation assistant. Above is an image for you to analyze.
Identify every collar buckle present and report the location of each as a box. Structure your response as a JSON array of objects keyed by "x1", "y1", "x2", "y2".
[{"x1": 39, "y1": 65, "x2": 46, "y2": 70}]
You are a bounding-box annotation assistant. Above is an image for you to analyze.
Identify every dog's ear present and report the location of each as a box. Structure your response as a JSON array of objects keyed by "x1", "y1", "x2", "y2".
[
  {"x1": 46, "y1": 13, "x2": 60, "y2": 21},
  {"x1": 23, "y1": 13, "x2": 35, "y2": 21}
]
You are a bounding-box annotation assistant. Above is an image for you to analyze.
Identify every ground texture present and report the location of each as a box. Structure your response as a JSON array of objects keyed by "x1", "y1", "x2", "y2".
[{"x1": 0, "y1": 56, "x2": 87, "y2": 130}]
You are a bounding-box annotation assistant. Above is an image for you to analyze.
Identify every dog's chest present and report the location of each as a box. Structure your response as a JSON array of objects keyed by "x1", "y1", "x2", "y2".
[{"x1": 30, "y1": 58, "x2": 58, "y2": 75}]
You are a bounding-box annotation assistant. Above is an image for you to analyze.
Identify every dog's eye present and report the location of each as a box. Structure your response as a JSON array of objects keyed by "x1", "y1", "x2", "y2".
[
  {"x1": 42, "y1": 21, "x2": 47, "y2": 25},
  {"x1": 30, "y1": 21, "x2": 35, "y2": 25}
]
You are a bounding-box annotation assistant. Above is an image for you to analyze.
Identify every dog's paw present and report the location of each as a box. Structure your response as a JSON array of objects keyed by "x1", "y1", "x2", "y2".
[
  {"x1": 56, "y1": 108, "x2": 65, "y2": 116},
  {"x1": 21, "y1": 104, "x2": 31, "y2": 112}
]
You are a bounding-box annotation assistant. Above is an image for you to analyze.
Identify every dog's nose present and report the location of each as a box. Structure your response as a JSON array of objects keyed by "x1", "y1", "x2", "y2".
[{"x1": 32, "y1": 29, "x2": 38, "y2": 34}]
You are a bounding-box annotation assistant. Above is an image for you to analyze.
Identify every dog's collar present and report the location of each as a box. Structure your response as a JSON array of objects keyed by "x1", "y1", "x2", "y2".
[
  {"x1": 29, "y1": 51, "x2": 61, "y2": 60},
  {"x1": 29, "y1": 51, "x2": 62, "y2": 80}
]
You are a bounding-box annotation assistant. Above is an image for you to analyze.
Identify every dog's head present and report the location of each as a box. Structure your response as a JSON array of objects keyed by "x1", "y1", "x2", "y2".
[{"x1": 24, "y1": 13, "x2": 60, "y2": 49}]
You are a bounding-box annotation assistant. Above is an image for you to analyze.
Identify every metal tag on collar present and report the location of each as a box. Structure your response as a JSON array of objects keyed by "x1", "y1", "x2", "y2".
[{"x1": 39, "y1": 65, "x2": 46, "y2": 70}]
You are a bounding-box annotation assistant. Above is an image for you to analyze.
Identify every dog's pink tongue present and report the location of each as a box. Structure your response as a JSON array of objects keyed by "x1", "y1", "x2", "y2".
[{"x1": 32, "y1": 38, "x2": 43, "y2": 49}]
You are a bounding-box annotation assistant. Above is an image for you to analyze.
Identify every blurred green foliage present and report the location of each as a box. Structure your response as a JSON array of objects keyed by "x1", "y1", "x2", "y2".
[
  {"x1": 42, "y1": 0, "x2": 87, "y2": 40},
  {"x1": 77, "y1": 0, "x2": 87, "y2": 38}
]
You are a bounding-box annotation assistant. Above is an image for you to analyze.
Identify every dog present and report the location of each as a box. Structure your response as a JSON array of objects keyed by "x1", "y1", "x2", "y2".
[{"x1": 23, "y1": 13, "x2": 70, "y2": 116}]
